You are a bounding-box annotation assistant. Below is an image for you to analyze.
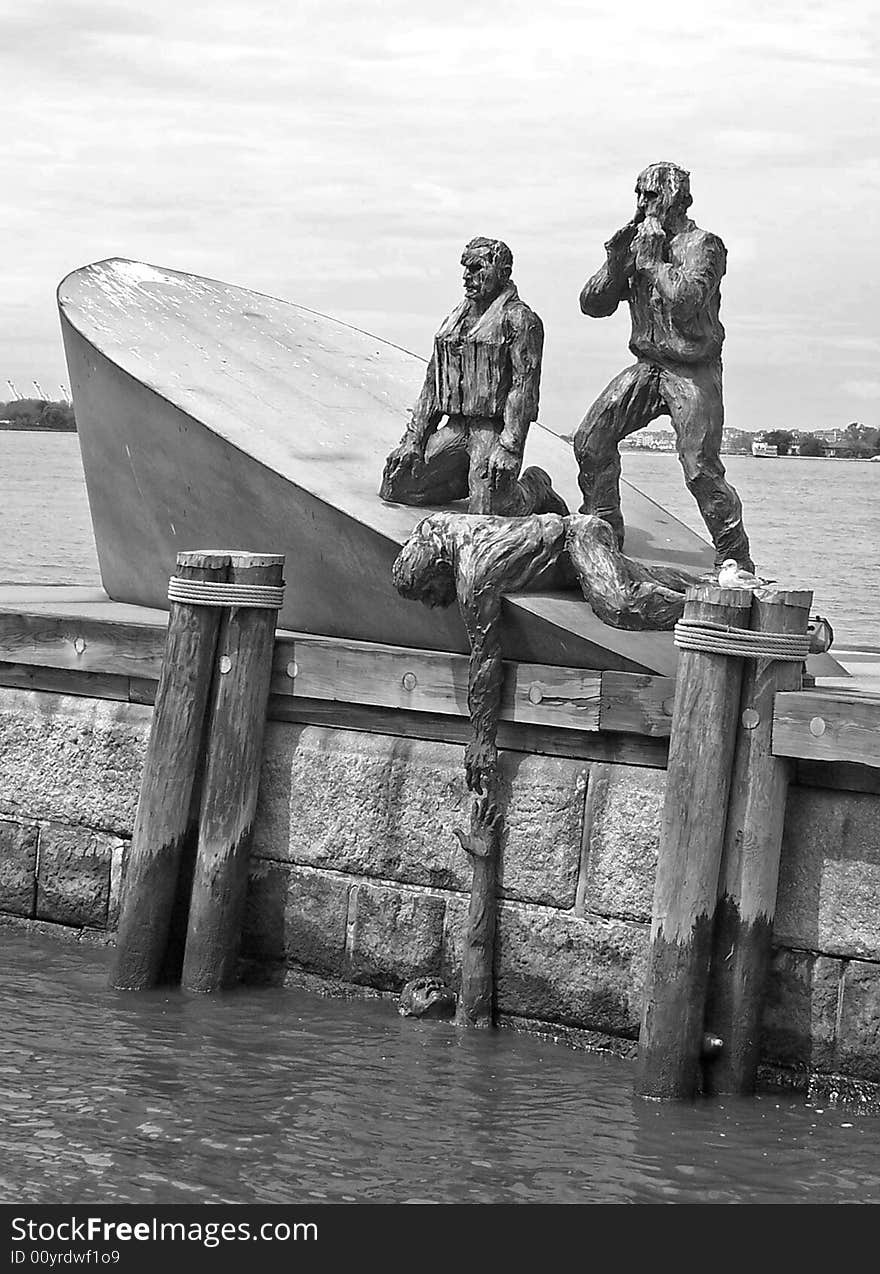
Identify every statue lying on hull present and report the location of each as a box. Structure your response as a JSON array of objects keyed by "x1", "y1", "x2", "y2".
[
  {"x1": 392, "y1": 511, "x2": 702, "y2": 793},
  {"x1": 563, "y1": 515, "x2": 704, "y2": 628},
  {"x1": 380, "y1": 237, "x2": 568, "y2": 517},
  {"x1": 574, "y1": 162, "x2": 754, "y2": 571}
]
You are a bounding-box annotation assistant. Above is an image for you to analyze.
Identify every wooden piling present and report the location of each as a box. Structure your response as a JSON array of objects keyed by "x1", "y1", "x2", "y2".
[
  {"x1": 703, "y1": 587, "x2": 813, "y2": 1095},
  {"x1": 637, "y1": 585, "x2": 753, "y2": 1100},
  {"x1": 181, "y1": 553, "x2": 284, "y2": 993},
  {"x1": 111, "y1": 550, "x2": 230, "y2": 990}
]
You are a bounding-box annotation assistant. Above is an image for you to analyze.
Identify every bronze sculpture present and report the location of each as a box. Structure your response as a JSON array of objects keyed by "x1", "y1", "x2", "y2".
[
  {"x1": 391, "y1": 509, "x2": 702, "y2": 1028},
  {"x1": 392, "y1": 511, "x2": 565, "y2": 794},
  {"x1": 391, "y1": 510, "x2": 563, "y2": 1027},
  {"x1": 574, "y1": 162, "x2": 754, "y2": 571},
  {"x1": 392, "y1": 511, "x2": 702, "y2": 793},
  {"x1": 380, "y1": 237, "x2": 568, "y2": 517}
]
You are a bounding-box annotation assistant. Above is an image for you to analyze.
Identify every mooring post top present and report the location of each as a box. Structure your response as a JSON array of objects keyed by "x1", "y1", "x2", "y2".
[
  {"x1": 684, "y1": 584, "x2": 754, "y2": 607},
  {"x1": 176, "y1": 549, "x2": 285, "y2": 568},
  {"x1": 751, "y1": 587, "x2": 814, "y2": 610},
  {"x1": 227, "y1": 552, "x2": 285, "y2": 569},
  {"x1": 175, "y1": 550, "x2": 232, "y2": 570}
]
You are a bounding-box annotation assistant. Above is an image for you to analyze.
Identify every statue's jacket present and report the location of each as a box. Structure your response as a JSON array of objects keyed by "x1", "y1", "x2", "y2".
[
  {"x1": 583, "y1": 222, "x2": 727, "y2": 367},
  {"x1": 432, "y1": 283, "x2": 542, "y2": 420}
]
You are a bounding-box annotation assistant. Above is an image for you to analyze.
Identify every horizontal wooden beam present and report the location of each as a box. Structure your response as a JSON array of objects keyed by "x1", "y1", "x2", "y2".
[
  {"x1": 773, "y1": 690, "x2": 880, "y2": 769},
  {"x1": 0, "y1": 611, "x2": 166, "y2": 679},
  {"x1": 0, "y1": 662, "x2": 133, "y2": 702},
  {"x1": 267, "y1": 696, "x2": 670, "y2": 768},
  {"x1": 0, "y1": 663, "x2": 668, "y2": 767},
  {"x1": 599, "y1": 671, "x2": 674, "y2": 737},
  {"x1": 270, "y1": 634, "x2": 601, "y2": 731},
  {"x1": 0, "y1": 610, "x2": 606, "y2": 733}
]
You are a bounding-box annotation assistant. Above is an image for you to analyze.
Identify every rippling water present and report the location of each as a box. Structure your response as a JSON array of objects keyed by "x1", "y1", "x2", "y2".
[
  {"x1": 2, "y1": 935, "x2": 880, "y2": 1204},
  {"x1": 0, "y1": 433, "x2": 101, "y2": 587}
]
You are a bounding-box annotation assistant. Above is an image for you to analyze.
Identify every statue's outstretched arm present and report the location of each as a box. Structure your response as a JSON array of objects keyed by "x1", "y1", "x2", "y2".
[
  {"x1": 565, "y1": 514, "x2": 703, "y2": 631},
  {"x1": 457, "y1": 516, "x2": 566, "y2": 790},
  {"x1": 381, "y1": 353, "x2": 444, "y2": 495},
  {"x1": 392, "y1": 513, "x2": 566, "y2": 790},
  {"x1": 462, "y1": 586, "x2": 504, "y2": 794}
]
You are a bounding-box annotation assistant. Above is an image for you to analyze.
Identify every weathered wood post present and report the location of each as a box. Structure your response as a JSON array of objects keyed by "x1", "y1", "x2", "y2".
[
  {"x1": 703, "y1": 587, "x2": 812, "y2": 1094},
  {"x1": 453, "y1": 785, "x2": 502, "y2": 1027},
  {"x1": 637, "y1": 584, "x2": 753, "y2": 1099},
  {"x1": 181, "y1": 552, "x2": 284, "y2": 993},
  {"x1": 111, "y1": 550, "x2": 231, "y2": 990}
]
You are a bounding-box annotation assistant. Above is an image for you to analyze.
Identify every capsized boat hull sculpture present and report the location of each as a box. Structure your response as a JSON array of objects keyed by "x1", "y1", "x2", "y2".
[{"x1": 58, "y1": 259, "x2": 715, "y2": 674}]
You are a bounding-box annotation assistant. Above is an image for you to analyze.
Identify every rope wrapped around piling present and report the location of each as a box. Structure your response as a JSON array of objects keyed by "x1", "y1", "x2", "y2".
[
  {"x1": 167, "y1": 577, "x2": 286, "y2": 609},
  {"x1": 674, "y1": 620, "x2": 810, "y2": 661}
]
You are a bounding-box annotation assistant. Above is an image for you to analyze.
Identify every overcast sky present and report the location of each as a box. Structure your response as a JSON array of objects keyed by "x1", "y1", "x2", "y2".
[{"x1": 1, "y1": 0, "x2": 877, "y2": 433}]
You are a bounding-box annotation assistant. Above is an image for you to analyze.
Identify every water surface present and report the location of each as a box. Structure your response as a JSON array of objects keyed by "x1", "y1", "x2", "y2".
[{"x1": 3, "y1": 934, "x2": 879, "y2": 1205}]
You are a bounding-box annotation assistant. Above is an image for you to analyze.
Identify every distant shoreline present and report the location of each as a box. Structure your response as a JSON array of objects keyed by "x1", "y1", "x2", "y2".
[
  {"x1": 622, "y1": 449, "x2": 879, "y2": 461},
  {"x1": 0, "y1": 423, "x2": 76, "y2": 433},
  {"x1": 745, "y1": 454, "x2": 880, "y2": 461}
]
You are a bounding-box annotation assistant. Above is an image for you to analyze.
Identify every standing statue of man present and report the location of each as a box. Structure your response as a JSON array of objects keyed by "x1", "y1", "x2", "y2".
[
  {"x1": 380, "y1": 236, "x2": 567, "y2": 517},
  {"x1": 573, "y1": 162, "x2": 754, "y2": 570}
]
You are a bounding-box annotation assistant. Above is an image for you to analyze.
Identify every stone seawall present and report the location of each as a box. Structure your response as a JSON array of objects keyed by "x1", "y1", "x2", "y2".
[{"x1": 1, "y1": 686, "x2": 879, "y2": 1101}]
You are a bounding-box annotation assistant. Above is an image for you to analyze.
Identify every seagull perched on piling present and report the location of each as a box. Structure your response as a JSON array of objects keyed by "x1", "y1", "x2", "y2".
[{"x1": 717, "y1": 559, "x2": 776, "y2": 589}]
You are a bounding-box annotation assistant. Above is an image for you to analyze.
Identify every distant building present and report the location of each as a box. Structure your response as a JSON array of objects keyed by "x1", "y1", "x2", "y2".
[
  {"x1": 621, "y1": 424, "x2": 676, "y2": 451},
  {"x1": 720, "y1": 428, "x2": 754, "y2": 454}
]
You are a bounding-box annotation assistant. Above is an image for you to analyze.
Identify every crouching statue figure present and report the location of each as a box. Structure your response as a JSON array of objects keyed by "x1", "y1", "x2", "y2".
[{"x1": 380, "y1": 236, "x2": 567, "y2": 518}]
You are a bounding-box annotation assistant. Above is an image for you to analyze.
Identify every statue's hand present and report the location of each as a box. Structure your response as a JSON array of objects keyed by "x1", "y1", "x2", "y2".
[
  {"x1": 453, "y1": 791, "x2": 502, "y2": 859},
  {"x1": 605, "y1": 216, "x2": 642, "y2": 257},
  {"x1": 464, "y1": 737, "x2": 498, "y2": 794},
  {"x1": 486, "y1": 440, "x2": 520, "y2": 489}
]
